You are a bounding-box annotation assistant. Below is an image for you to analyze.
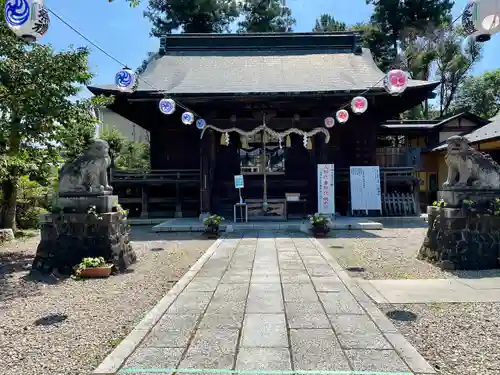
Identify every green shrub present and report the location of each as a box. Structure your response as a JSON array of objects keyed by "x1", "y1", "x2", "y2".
[{"x1": 16, "y1": 205, "x2": 49, "y2": 229}]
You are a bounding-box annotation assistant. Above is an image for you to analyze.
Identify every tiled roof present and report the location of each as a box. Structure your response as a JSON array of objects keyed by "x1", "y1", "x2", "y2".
[
  {"x1": 88, "y1": 33, "x2": 438, "y2": 96},
  {"x1": 433, "y1": 113, "x2": 499, "y2": 151},
  {"x1": 381, "y1": 112, "x2": 489, "y2": 131}
]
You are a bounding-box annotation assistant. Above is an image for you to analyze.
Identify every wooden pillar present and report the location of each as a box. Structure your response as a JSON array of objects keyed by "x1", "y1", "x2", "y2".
[
  {"x1": 200, "y1": 130, "x2": 213, "y2": 214},
  {"x1": 175, "y1": 176, "x2": 182, "y2": 218},
  {"x1": 140, "y1": 187, "x2": 149, "y2": 218}
]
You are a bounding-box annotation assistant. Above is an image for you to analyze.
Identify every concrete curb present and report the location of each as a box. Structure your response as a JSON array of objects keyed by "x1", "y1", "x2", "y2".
[
  {"x1": 309, "y1": 237, "x2": 437, "y2": 375},
  {"x1": 91, "y1": 238, "x2": 224, "y2": 375}
]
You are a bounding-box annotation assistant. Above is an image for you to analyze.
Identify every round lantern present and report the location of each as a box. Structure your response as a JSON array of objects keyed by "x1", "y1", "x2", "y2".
[
  {"x1": 4, "y1": 0, "x2": 50, "y2": 42},
  {"x1": 383, "y1": 69, "x2": 409, "y2": 95},
  {"x1": 462, "y1": 0, "x2": 500, "y2": 42},
  {"x1": 181, "y1": 112, "x2": 194, "y2": 125},
  {"x1": 196, "y1": 119, "x2": 206, "y2": 130},
  {"x1": 324, "y1": 117, "x2": 335, "y2": 128},
  {"x1": 351, "y1": 96, "x2": 368, "y2": 114},
  {"x1": 159, "y1": 98, "x2": 176, "y2": 115},
  {"x1": 336, "y1": 109, "x2": 349, "y2": 124},
  {"x1": 115, "y1": 68, "x2": 136, "y2": 92}
]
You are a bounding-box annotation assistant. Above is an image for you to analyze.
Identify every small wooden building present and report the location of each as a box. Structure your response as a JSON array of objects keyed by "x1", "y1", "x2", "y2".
[{"x1": 88, "y1": 32, "x2": 440, "y2": 219}]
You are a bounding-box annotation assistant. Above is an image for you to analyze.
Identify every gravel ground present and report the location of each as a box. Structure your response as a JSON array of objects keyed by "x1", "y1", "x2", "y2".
[
  {"x1": 318, "y1": 220, "x2": 500, "y2": 280},
  {"x1": 0, "y1": 228, "x2": 214, "y2": 375},
  {"x1": 380, "y1": 302, "x2": 500, "y2": 375}
]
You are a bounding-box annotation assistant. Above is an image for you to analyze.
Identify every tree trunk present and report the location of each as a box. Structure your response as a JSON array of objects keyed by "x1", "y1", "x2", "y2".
[{"x1": 1, "y1": 179, "x2": 17, "y2": 231}]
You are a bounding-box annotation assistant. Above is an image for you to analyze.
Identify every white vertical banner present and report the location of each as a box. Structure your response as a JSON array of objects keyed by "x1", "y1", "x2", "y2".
[
  {"x1": 364, "y1": 166, "x2": 382, "y2": 211},
  {"x1": 350, "y1": 166, "x2": 382, "y2": 213},
  {"x1": 349, "y1": 166, "x2": 365, "y2": 213},
  {"x1": 317, "y1": 164, "x2": 335, "y2": 215}
]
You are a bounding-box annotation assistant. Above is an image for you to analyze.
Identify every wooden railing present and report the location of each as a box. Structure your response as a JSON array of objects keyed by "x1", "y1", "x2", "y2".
[
  {"x1": 110, "y1": 169, "x2": 200, "y2": 184},
  {"x1": 376, "y1": 147, "x2": 422, "y2": 168}
]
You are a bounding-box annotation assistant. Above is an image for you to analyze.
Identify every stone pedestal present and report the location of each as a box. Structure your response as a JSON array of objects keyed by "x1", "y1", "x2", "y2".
[
  {"x1": 438, "y1": 189, "x2": 500, "y2": 208},
  {"x1": 31, "y1": 211, "x2": 137, "y2": 275},
  {"x1": 54, "y1": 194, "x2": 118, "y2": 214},
  {"x1": 418, "y1": 206, "x2": 500, "y2": 270}
]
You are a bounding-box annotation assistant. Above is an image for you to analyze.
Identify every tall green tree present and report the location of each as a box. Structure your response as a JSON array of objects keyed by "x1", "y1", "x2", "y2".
[
  {"x1": 145, "y1": 0, "x2": 239, "y2": 36},
  {"x1": 367, "y1": 0, "x2": 454, "y2": 60},
  {"x1": 312, "y1": 14, "x2": 346, "y2": 32},
  {"x1": 238, "y1": 0, "x2": 295, "y2": 32},
  {"x1": 452, "y1": 69, "x2": 500, "y2": 118},
  {"x1": 433, "y1": 26, "x2": 482, "y2": 117},
  {"x1": 0, "y1": 1, "x2": 110, "y2": 230}
]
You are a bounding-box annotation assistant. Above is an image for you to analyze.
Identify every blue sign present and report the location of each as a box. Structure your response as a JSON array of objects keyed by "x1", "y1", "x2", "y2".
[{"x1": 234, "y1": 175, "x2": 244, "y2": 189}]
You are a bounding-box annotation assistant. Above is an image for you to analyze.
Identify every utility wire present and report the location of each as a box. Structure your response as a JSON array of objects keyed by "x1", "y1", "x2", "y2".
[
  {"x1": 46, "y1": 5, "x2": 467, "y2": 120},
  {"x1": 46, "y1": 6, "x2": 201, "y2": 117}
]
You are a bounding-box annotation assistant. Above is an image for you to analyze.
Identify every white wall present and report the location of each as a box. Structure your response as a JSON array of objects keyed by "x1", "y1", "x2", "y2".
[{"x1": 96, "y1": 108, "x2": 150, "y2": 144}]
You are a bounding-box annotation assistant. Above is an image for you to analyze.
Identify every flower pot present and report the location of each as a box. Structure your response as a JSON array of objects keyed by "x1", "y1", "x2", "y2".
[
  {"x1": 204, "y1": 224, "x2": 220, "y2": 238},
  {"x1": 311, "y1": 225, "x2": 330, "y2": 237},
  {"x1": 79, "y1": 265, "x2": 113, "y2": 278}
]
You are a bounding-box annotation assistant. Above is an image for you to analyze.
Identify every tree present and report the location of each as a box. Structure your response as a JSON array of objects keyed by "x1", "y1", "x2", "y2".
[
  {"x1": 366, "y1": 0, "x2": 454, "y2": 60},
  {"x1": 238, "y1": 0, "x2": 295, "y2": 33},
  {"x1": 312, "y1": 14, "x2": 346, "y2": 32},
  {"x1": 100, "y1": 129, "x2": 150, "y2": 171},
  {"x1": 452, "y1": 69, "x2": 500, "y2": 118},
  {"x1": 145, "y1": 0, "x2": 239, "y2": 36},
  {"x1": 136, "y1": 51, "x2": 159, "y2": 75},
  {"x1": 433, "y1": 27, "x2": 482, "y2": 117},
  {"x1": 0, "y1": 1, "x2": 110, "y2": 230}
]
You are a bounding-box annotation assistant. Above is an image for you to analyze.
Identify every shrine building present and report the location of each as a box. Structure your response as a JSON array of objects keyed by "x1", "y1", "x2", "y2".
[{"x1": 88, "y1": 32, "x2": 443, "y2": 220}]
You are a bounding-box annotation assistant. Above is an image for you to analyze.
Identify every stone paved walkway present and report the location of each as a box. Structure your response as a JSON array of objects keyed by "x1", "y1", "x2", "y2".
[
  {"x1": 94, "y1": 232, "x2": 436, "y2": 375},
  {"x1": 358, "y1": 278, "x2": 500, "y2": 304}
]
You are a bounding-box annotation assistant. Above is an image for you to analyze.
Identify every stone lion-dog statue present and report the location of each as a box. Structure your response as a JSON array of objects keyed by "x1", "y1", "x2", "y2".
[
  {"x1": 442, "y1": 135, "x2": 500, "y2": 189},
  {"x1": 58, "y1": 139, "x2": 113, "y2": 195}
]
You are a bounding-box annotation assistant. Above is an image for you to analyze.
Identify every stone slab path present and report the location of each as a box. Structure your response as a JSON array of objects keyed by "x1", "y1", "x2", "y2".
[
  {"x1": 358, "y1": 278, "x2": 500, "y2": 304},
  {"x1": 94, "y1": 232, "x2": 436, "y2": 375}
]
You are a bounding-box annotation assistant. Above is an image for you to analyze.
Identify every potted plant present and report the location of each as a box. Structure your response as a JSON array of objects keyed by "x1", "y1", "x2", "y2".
[
  {"x1": 203, "y1": 215, "x2": 224, "y2": 237},
  {"x1": 74, "y1": 257, "x2": 113, "y2": 278},
  {"x1": 308, "y1": 213, "x2": 331, "y2": 237}
]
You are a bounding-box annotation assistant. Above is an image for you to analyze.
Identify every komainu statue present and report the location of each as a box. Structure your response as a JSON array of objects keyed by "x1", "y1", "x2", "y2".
[
  {"x1": 58, "y1": 139, "x2": 113, "y2": 195},
  {"x1": 442, "y1": 135, "x2": 500, "y2": 189}
]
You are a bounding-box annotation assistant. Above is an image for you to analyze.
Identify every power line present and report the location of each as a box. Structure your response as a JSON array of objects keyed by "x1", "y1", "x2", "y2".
[{"x1": 46, "y1": 5, "x2": 467, "y2": 122}]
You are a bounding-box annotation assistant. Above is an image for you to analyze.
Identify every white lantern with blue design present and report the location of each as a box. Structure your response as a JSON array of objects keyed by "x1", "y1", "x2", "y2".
[
  {"x1": 196, "y1": 119, "x2": 206, "y2": 129},
  {"x1": 115, "y1": 68, "x2": 136, "y2": 92},
  {"x1": 4, "y1": 0, "x2": 50, "y2": 42},
  {"x1": 462, "y1": 0, "x2": 500, "y2": 42},
  {"x1": 182, "y1": 112, "x2": 194, "y2": 125},
  {"x1": 159, "y1": 98, "x2": 176, "y2": 115}
]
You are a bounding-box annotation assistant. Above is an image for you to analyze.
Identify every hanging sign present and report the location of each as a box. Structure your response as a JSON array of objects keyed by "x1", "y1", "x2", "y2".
[
  {"x1": 350, "y1": 166, "x2": 382, "y2": 214},
  {"x1": 234, "y1": 175, "x2": 244, "y2": 189},
  {"x1": 317, "y1": 164, "x2": 335, "y2": 215}
]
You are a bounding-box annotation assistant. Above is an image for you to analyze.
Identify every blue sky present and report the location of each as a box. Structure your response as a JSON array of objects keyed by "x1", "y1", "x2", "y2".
[{"x1": 41, "y1": 0, "x2": 500, "y2": 99}]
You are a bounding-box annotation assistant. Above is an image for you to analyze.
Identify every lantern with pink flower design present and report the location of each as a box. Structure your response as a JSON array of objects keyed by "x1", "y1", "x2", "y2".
[
  {"x1": 351, "y1": 96, "x2": 368, "y2": 114},
  {"x1": 336, "y1": 109, "x2": 349, "y2": 124},
  {"x1": 324, "y1": 117, "x2": 335, "y2": 128},
  {"x1": 383, "y1": 69, "x2": 409, "y2": 95}
]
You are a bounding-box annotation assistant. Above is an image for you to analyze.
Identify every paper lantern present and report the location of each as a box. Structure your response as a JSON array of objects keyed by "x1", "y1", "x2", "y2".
[
  {"x1": 324, "y1": 117, "x2": 335, "y2": 128},
  {"x1": 383, "y1": 69, "x2": 409, "y2": 95},
  {"x1": 181, "y1": 112, "x2": 194, "y2": 125},
  {"x1": 351, "y1": 96, "x2": 368, "y2": 114},
  {"x1": 196, "y1": 119, "x2": 206, "y2": 129},
  {"x1": 336, "y1": 109, "x2": 349, "y2": 124},
  {"x1": 4, "y1": 0, "x2": 50, "y2": 42},
  {"x1": 159, "y1": 98, "x2": 175, "y2": 115},
  {"x1": 115, "y1": 68, "x2": 136, "y2": 92},
  {"x1": 462, "y1": 0, "x2": 500, "y2": 42}
]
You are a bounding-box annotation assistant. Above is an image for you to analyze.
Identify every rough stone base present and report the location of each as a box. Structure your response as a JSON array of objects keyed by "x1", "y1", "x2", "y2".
[
  {"x1": 0, "y1": 228, "x2": 14, "y2": 242},
  {"x1": 418, "y1": 206, "x2": 500, "y2": 270},
  {"x1": 31, "y1": 212, "x2": 137, "y2": 275}
]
